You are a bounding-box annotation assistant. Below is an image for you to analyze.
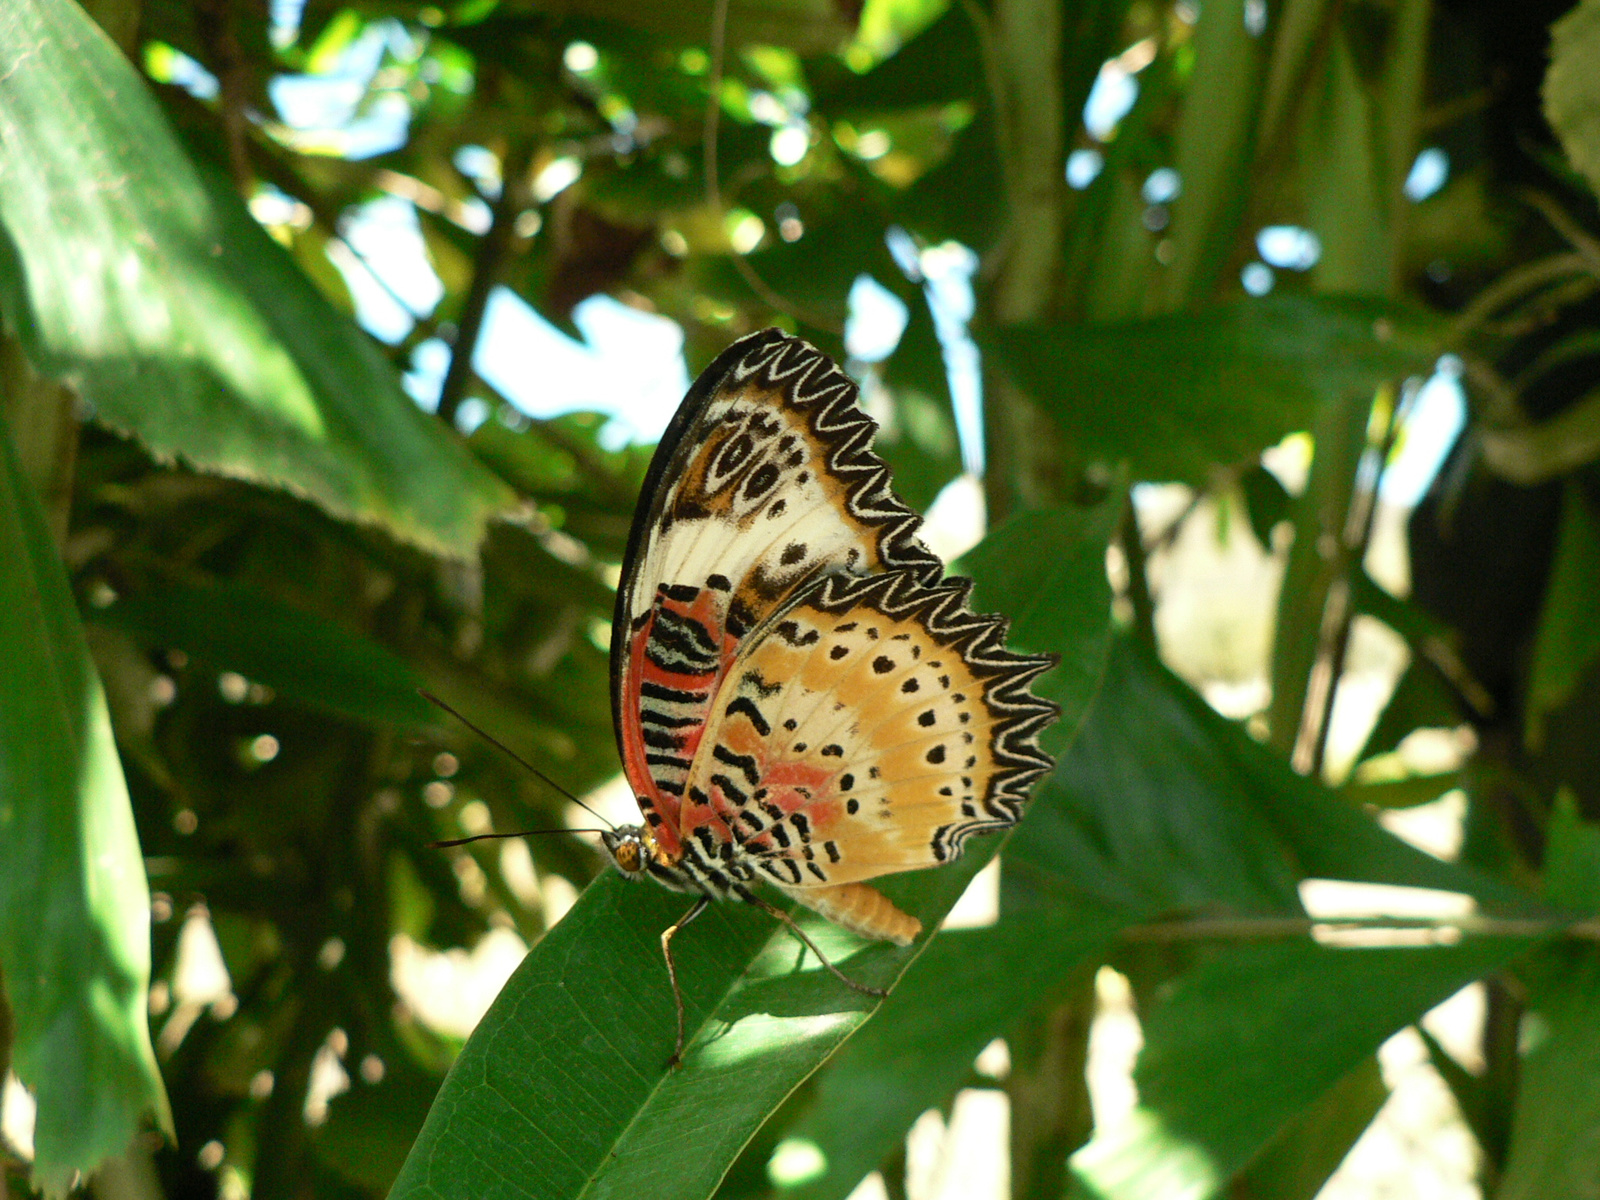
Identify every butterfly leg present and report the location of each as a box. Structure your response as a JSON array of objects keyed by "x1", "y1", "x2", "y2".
[
  {"x1": 661, "y1": 895, "x2": 711, "y2": 1069},
  {"x1": 748, "y1": 895, "x2": 888, "y2": 999}
]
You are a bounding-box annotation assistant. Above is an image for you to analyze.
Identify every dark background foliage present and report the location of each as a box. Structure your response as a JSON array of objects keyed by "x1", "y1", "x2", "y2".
[{"x1": 5, "y1": 0, "x2": 1600, "y2": 1197}]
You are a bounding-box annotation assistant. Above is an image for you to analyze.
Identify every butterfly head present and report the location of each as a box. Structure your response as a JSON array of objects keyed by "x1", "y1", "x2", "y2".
[{"x1": 600, "y1": 825, "x2": 653, "y2": 878}]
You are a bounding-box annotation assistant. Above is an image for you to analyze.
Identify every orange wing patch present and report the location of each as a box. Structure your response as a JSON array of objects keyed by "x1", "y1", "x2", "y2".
[{"x1": 680, "y1": 570, "x2": 1058, "y2": 896}]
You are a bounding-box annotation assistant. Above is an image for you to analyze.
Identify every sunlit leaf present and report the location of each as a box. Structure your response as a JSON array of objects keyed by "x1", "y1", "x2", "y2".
[
  {"x1": 389, "y1": 501, "x2": 1117, "y2": 1199},
  {"x1": 0, "y1": 0, "x2": 515, "y2": 558},
  {"x1": 1484, "y1": 950, "x2": 1600, "y2": 1200},
  {"x1": 1071, "y1": 937, "x2": 1539, "y2": 1199},
  {"x1": 0, "y1": 429, "x2": 170, "y2": 1195},
  {"x1": 777, "y1": 905, "x2": 1126, "y2": 1200},
  {"x1": 1545, "y1": 0, "x2": 1600, "y2": 201}
]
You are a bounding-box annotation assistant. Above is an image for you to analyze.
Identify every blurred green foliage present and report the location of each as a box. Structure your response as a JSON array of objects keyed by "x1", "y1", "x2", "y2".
[{"x1": 6, "y1": 0, "x2": 1600, "y2": 1197}]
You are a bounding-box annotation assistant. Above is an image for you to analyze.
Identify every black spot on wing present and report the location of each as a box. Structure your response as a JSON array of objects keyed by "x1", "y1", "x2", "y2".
[{"x1": 724, "y1": 696, "x2": 772, "y2": 736}]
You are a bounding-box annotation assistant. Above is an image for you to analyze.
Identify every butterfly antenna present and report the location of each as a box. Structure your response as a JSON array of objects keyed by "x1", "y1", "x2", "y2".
[
  {"x1": 431, "y1": 829, "x2": 608, "y2": 849},
  {"x1": 417, "y1": 689, "x2": 617, "y2": 830}
]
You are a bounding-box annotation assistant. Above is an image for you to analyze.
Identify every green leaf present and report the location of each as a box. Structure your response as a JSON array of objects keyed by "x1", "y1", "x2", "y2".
[
  {"x1": 975, "y1": 637, "x2": 1546, "y2": 1200},
  {"x1": 1497, "y1": 952, "x2": 1600, "y2": 1200},
  {"x1": 97, "y1": 581, "x2": 435, "y2": 730},
  {"x1": 959, "y1": 496, "x2": 1121, "y2": 751},
  {"x1": 387, "y1": 856, "x2": 980, "y2": 1200},
  {"x1": 1352, "y1": 657, "x2": 1462, "y2": 765},
  {"x1": 1007, "y1": 637, "x2": 1305, "y2": 918},
  {"x1": 1543, "y1": 792, "x2": 1600, "y2": 913},
  {"x1": 1011, "y1": 636, "x2": 1528, "y2": 920},
  {"x1": 776, "y1": 905, "x2": 1127, "y2": 1200},
  {"x1": 389, "y1": 502, "x2": 1118, "y2": 1200},
  {"x1": 1526, "y1": 483, "x2": 1600, "y2": 748},
  {"x1": 0, "y1": 427, "x2": 170, "y2": 1195},
  {"x1": 1071, "y1": 937, "x2": 1539, "y2": 1199},
  {"x1": 1544, "y1": 0, "x2": 1600, "y2": 201},
  {"x1": 1229, "y1": 1057, "x2": 1388, "y2": 1200},
  {"x1": 1415, "y1": 1023, "x2": 1492, "y2": 1159},
  {"x1": 982, "y1": 295, "x2": 1443, "y2": 485},
  {"x1": 0, "y1": 0, "x2": 515, "y2": 558},
  {"x1": 810, "y1": 5, "x2": 981, "y2": 112}
]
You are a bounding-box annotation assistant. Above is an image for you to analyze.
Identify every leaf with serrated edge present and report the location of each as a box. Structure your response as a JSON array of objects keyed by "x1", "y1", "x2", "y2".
[{"x1": 0, "y1": 0, "x2": 514, "y2": 558}]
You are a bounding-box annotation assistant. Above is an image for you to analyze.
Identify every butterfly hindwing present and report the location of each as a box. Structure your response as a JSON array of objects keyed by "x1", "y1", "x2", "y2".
[
  {"x1": 612, "y1": 331, "x2": 942, "y2": 855},
  {"x1": 678, "y1": 570, "x2": 1059, "y2": 893}
]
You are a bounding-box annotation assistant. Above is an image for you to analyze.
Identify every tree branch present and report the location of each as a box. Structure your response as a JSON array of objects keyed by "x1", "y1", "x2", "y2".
[{"x1": 437, "y1": 137, "x2": 537, "y2": 427}]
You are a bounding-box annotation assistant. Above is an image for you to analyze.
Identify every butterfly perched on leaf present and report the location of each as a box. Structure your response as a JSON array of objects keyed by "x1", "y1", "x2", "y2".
[{"x1": 601, "y1": 328, "x2": 1060, "y2": 1062}]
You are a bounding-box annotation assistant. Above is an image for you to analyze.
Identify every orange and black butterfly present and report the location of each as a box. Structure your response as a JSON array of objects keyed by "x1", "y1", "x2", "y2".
[{"x1": 601, "y1": 328, "x2": 1059, "y2": 1061}]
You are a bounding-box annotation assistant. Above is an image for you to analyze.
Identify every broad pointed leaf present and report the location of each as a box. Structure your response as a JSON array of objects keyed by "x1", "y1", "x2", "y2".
[
  {"x1": 983, "y1": 296, "x2": 1443, "y2": 486},
  {"x1": 389, "y1": 501, "x2": 1118, "y2": 1200},
  {"x1": 0, "y1": 427, "x2": 169, "y2": 1196},
  {"x1": 0, "y1": 0, "x2": 514, "y2": 558}
]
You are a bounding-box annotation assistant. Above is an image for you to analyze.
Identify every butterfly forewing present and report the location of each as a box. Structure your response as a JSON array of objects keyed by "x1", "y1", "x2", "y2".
[{"x1": 611, "y1": 331, "x2": 942, "y2": 854}]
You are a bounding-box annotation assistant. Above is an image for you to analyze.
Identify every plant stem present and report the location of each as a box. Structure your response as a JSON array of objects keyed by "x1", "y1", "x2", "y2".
[{"x1": 437, "y1": 136, "x2": 537, "y2": 427}]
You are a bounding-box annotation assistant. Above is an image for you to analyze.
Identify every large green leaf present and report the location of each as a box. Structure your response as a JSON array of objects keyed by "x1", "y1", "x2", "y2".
[
  {"x1": 387, "y1": 836, "x2": 988, "y2": 1200},
  {"x1": 1016, "y1": 640, "x2": 1547, "y2": 1199},
  {"x1": 1545, "y1": 0, "x2": 1600, "y2": 201},
  {"x1": 1068, "y1": 936, "x2": 1538, "y2": 1199},
  {"x1": 1498, "y1": 952, "x2": 1600, "y2": 1200},
  {"x1": 1498, "y1": 805, "x2": 1600, "y2": 1199},
  {"x1": 0, "y1": 426, "x2": 169, "y2": 1196},
  {"x1": 982, "y1": 295, "x2": 1444, "y2": 485},
  {"x1": 1007, "y1": 636, "x2": 1529, "y2": 921},
  {"x1": 0, "y1": 0, "x2": 514, "y2": 558},
  {"x1": 1230, "y1": 1058, "x2": 1389, "y2": 1200},
  {"x1": 1007, "y1": 637, "x2": 1305, "y2": 918},
  {"x1": 777, "y1": 905, "x2": 1126, "y2": 1200},
  {"x1": 960, "y1": 497, "x2": 1121, "y2": 748},
  {"x1": 389, "y1": 501, "x2": 1117, "y2": 1199}
]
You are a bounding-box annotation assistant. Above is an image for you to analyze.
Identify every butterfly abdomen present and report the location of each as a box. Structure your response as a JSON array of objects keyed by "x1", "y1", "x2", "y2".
[{"x1": 784, "y1": 882, "x2": 922, "y2": 946}]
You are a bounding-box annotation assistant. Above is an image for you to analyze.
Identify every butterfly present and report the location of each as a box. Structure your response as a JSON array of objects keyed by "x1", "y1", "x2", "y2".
[{"x1": 601, "y1": 328, "x2": 1060, "y2": 1063}]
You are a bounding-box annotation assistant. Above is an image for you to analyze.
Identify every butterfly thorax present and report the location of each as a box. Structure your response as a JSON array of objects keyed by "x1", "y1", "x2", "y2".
[{"x1": 600, "y1": 822, "x2": 757, "y2": 900}]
